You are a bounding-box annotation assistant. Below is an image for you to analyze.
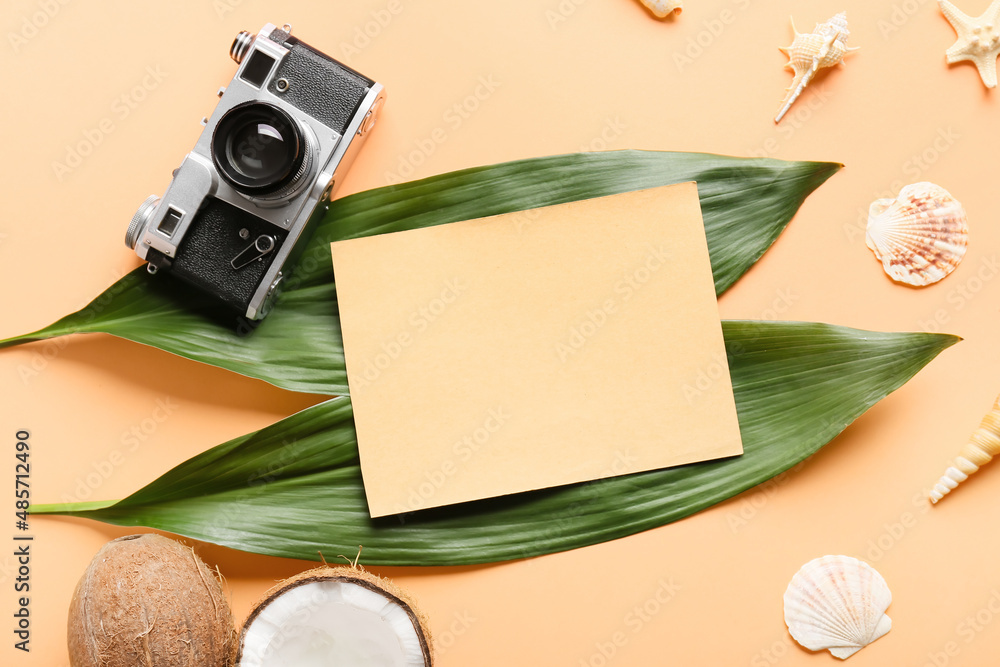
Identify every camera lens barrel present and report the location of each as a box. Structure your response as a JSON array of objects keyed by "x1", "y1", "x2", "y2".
[{"x1": 211, "y1": 102, "x2": 307, "y2": 197}]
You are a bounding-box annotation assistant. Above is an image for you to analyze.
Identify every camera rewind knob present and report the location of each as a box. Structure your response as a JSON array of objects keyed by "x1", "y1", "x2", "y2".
[{"x1": 230, "y1": 30, "x2": 254, "y2": 63}]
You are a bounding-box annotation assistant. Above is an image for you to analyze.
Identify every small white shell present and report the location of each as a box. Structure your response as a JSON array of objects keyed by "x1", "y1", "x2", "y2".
[
  {"x1": 775, "y1": 12, "x2": 858, "y2": 123},
  {"x1": 784, "y1": 555, "x2": 892, "y2": 660},
  {"x1": 866, "y1": 182, "x2": 969, "y2": 287},
  {"x1": 640, "y1": 0, "x2": 682, "y2": 18},
  {"x1": 929, "y1": 393, "x2": 1000, "y2": 503}
]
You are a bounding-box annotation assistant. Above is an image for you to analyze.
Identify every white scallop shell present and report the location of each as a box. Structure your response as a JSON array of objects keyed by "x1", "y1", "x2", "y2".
[
  {"x1": 784, "y1": 555, "x2": 892, "y2": 660},
  {"x1": 866, "y1": 182, "x2": 969, "y2": 287}
]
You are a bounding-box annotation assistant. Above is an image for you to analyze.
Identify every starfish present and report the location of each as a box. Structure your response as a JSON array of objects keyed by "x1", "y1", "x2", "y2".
[{"x1": 939, "y1": 0, "x2": 1000, "y2": 88}]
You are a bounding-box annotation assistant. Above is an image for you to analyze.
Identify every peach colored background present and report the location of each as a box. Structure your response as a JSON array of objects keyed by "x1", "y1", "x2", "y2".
[{"x1": 1, "y1": 0, "x2": 998, "y2": 665}]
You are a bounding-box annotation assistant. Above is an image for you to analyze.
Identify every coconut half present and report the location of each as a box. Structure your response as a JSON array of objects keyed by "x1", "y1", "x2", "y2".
[{"x1": 235, "y1": 566, "x2": 433, "y2": 667}]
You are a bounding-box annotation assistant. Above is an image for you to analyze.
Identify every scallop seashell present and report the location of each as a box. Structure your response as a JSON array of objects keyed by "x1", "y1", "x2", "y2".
[
  {"x1": 865, "y1": 182, "x2": 969, "y2": 287},
  {"x1": 784, "y1": 555, "x2": 892, "y2": 660},
  {"x1": 775, "y1": 12, "x2": 859, "y2": 123},
  {"x1": 929, "y1": 393, "x2": 1000, "y2": 503},
  {"x1": 640, "y1": 0, "x2": 682, "y2": 17}
]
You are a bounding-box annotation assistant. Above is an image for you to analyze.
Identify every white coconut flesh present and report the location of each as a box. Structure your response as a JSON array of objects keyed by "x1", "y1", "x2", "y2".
[{"x1": 239, "y1": 579, "x2": 428, "y2": 667}]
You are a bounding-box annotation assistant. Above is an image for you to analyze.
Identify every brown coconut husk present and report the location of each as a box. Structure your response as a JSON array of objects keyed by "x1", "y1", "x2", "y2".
[
  {"x1": 68, "y1": 534, "x2": 236, "y2": 667},
  {"x1": 234, "y1": 563, "x2": 433, "y2": 665}
]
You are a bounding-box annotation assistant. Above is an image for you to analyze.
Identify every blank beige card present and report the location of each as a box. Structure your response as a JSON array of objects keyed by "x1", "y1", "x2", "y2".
[{"x1": 331, "y1": 182, "x2": 743, "y2": 518}]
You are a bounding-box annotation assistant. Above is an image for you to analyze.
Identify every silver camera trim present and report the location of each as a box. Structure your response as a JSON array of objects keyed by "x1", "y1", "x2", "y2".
[{"x1": 129, "y1": 23, "x2": 385, "y2": 320}]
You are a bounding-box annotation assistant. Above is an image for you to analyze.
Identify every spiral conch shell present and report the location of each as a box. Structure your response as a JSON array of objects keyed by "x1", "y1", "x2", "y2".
[
  {"x1": 929, "y1": 394, "x2": 1000, "y2": 503},
  {"x1": 866, "y1": 182, "x2": 969, "y2": 287},
  {"x1": 784, "y1": 555, "x2": 892, "y2": 660},
  {"x1": 776, "y1": 12, "x2": 858, "y2": 123},
  {"x1": 640, "y1": 0, "x2": 682, "y2": 17}
]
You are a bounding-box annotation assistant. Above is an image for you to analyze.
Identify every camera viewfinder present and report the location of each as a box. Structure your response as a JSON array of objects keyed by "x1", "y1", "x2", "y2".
[{"x1": 240, "y1": 51, "x2": 276, "y2": 88}]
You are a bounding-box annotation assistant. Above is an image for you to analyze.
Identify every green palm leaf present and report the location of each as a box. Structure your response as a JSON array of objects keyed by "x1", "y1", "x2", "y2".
[
  {"x1": 31, "y1": 323, "x2": 957, "y2": 566},
  {"x1": 0, "y1": 151, "x2": 839, "y2": 394}
]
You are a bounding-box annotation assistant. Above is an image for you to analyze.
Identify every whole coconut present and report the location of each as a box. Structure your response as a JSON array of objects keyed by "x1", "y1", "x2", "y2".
[{"x1": 68, "y1": 534, "x2": 235, "y2": 667}]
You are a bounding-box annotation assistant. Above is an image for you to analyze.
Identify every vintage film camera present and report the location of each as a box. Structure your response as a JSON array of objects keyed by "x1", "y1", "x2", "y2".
[{"x1": 125, "y1": 23, "x2": 385, "y2": 319}]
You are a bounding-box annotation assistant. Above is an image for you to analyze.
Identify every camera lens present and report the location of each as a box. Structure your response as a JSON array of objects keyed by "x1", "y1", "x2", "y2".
[
  {"x1": 212, "y1": 102, "x2": 305, "y2": 195},
  {"x1": 229, "y1": 121, "x2": 291, "y2": 180}
]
